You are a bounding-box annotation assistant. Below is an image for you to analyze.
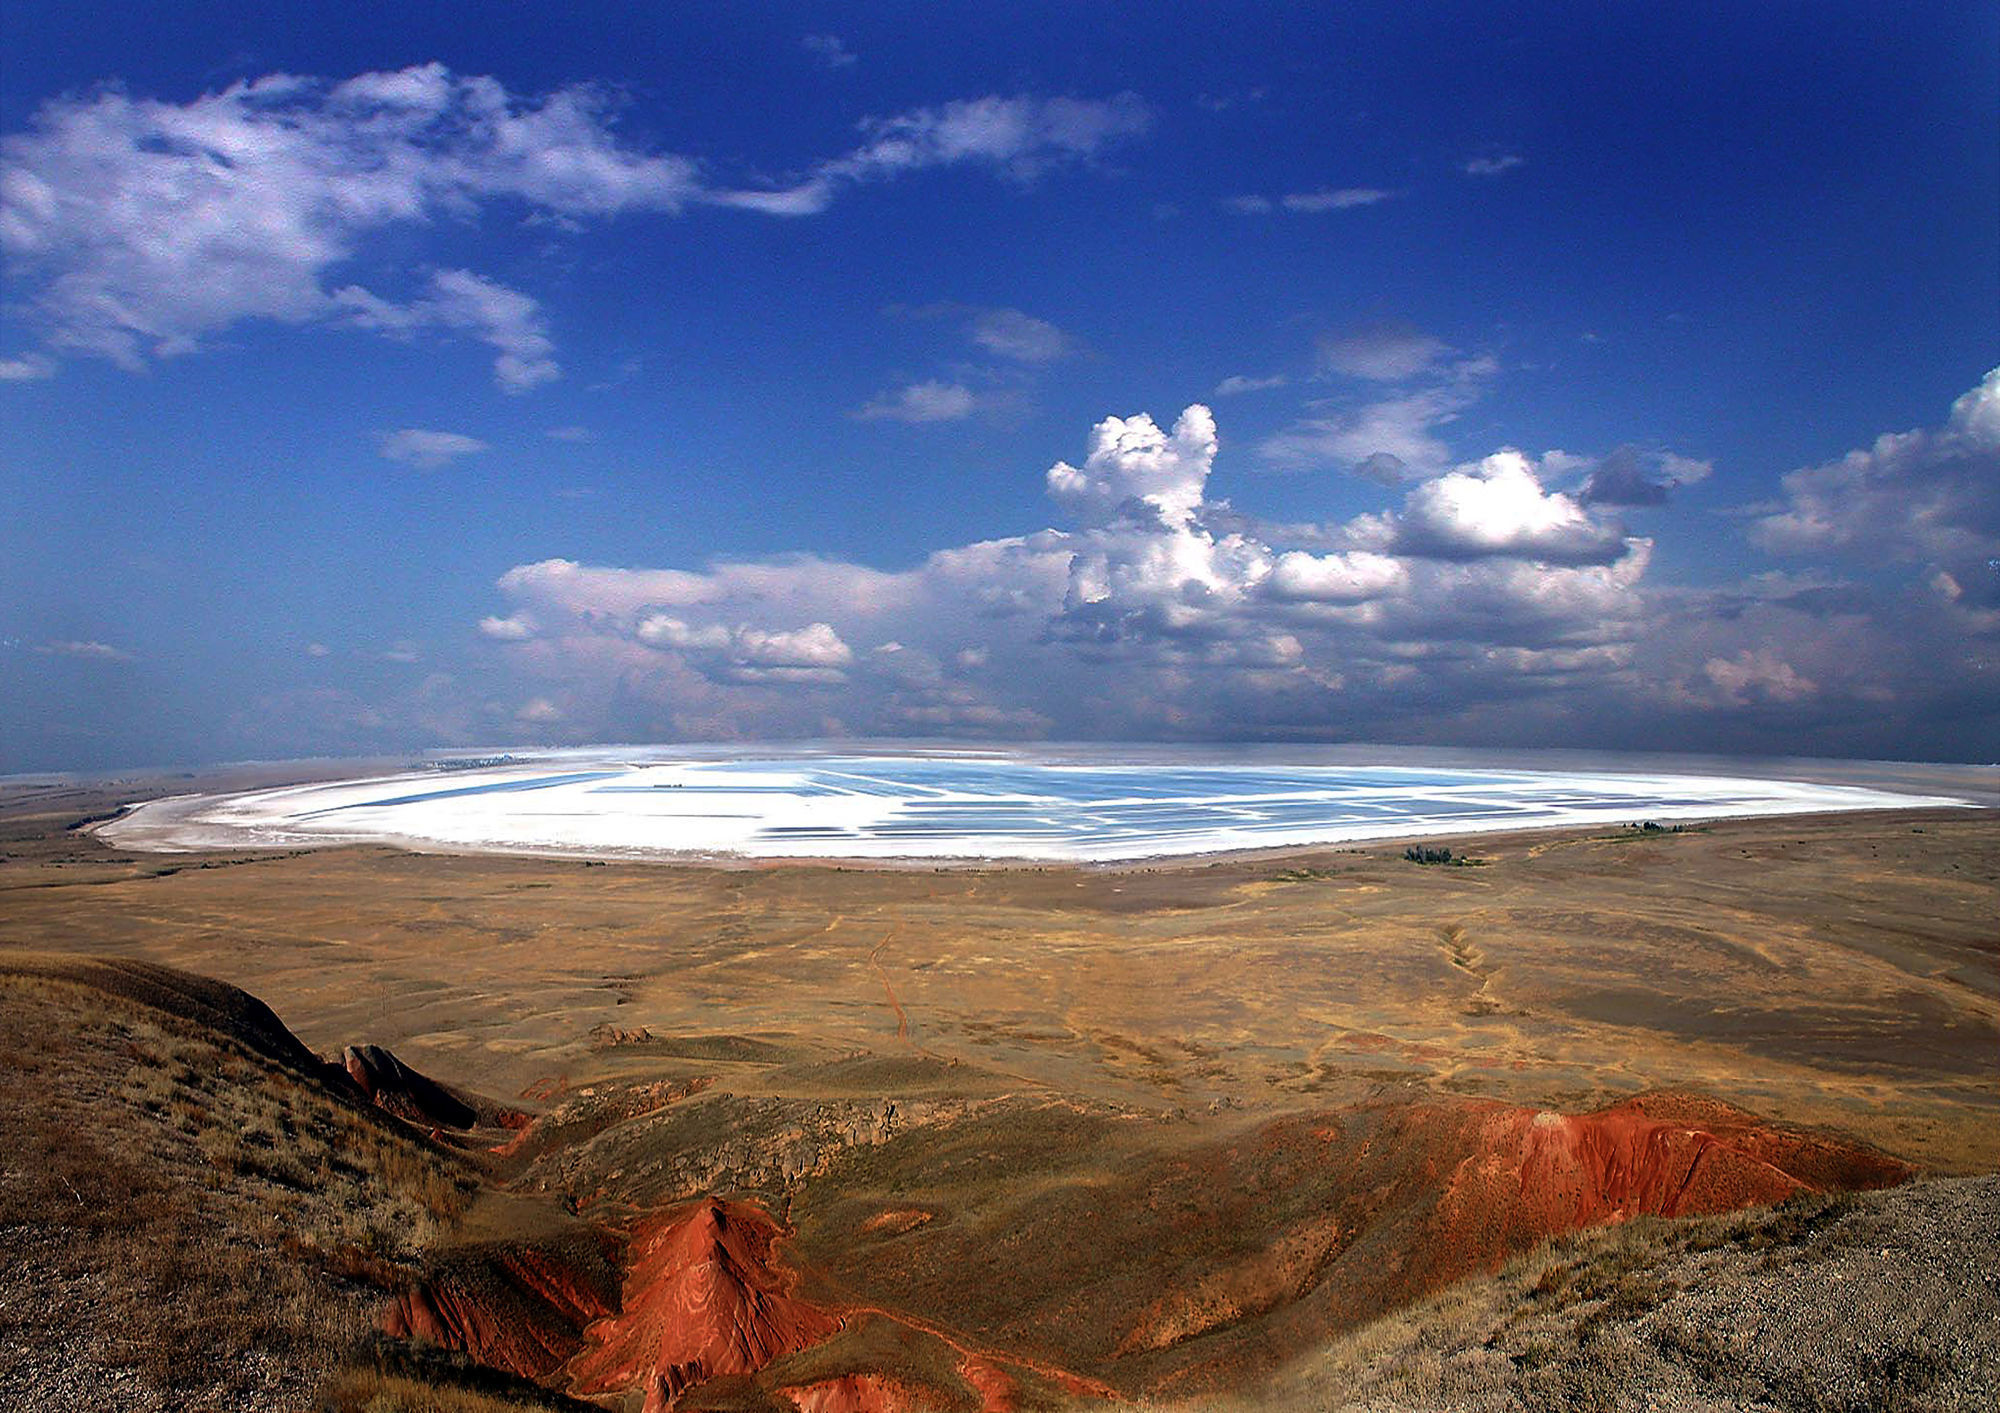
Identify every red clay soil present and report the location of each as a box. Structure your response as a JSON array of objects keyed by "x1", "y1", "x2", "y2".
[
  {"x1": 1440, "y1": 1091, "x2": 1914, "y2": 1252},
  {"x1": 860, "y1": 1209, "x2": 935, "y2": 1237},
  {"x1": 1120, "y1": 1090, "x2": 1915, "y2": 1391},
  {"x1": 567, "y1": 1198, "x2": 841, "y2": 1404},
  {"x1": 955, "y1": 1353, "x2": 1023, "y2": 1413},
  {"x1": 380, "y1": 1090, "x2": 1911, "y2": 1404},
  {"x1": 781, "y1": 1373, "x2": 938, "y2": 1413},
  {"x1": 382, "y1": 1239, "x2": 619, "y2": 1380}
]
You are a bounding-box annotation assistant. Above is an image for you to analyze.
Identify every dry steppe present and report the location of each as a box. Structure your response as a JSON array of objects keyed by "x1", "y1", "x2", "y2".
[{"x1": 1, "y1": 769, "x2": 1995, "y2": 1411}]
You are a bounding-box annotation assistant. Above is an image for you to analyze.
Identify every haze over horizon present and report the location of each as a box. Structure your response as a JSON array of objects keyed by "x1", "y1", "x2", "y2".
[{"x1": 4, "y1": 3, "x2": 1997, "y2": 772}]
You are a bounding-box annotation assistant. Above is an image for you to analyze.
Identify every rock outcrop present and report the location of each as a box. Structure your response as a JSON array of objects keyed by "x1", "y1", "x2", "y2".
[
  {"x1": 343, "y1": 1043, "x2": 480, "y2": 1130},
  {"x1": 381, "y1": 1237, "x2": 619, "y2": 1380}
]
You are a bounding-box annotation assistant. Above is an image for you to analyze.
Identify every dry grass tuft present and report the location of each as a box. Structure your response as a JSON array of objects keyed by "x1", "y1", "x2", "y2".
[
  {"x1": 0, "y1": 963, "x2": 478, "y2": 1410},
  {"x1": 1173, "y1": 1179, "x2": 1998, "y2": 1413}
]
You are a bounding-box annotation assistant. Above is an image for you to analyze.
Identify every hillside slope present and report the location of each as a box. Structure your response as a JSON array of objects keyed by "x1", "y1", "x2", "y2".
[
  {"x1": 0, "y1": 952, "x2": 492, "y2": 1411},
  {"x1": 1209, "y1": 1175, "x2": 2000, "y2": 1413}
]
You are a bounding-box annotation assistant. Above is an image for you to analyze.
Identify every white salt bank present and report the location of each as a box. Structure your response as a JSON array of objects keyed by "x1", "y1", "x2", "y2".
[{"x1": 98, "y1": 747, "x2": 1973, "y2": 864}]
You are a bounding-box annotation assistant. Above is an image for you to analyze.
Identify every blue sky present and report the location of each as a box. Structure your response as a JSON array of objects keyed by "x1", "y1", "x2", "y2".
[{"x1": 3, "y1": 2, "x2": 1996, "y2": 771}]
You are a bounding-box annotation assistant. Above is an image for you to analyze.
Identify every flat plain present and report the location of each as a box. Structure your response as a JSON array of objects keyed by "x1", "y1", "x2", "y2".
[{"x1": 2, "y1": 768, "x2": 1995, "y2": 1410}]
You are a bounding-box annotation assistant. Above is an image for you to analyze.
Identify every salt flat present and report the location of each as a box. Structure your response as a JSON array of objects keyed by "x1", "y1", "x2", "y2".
[{"x1": 98, "y1": 747, "x2": 1970, "y2": 862}]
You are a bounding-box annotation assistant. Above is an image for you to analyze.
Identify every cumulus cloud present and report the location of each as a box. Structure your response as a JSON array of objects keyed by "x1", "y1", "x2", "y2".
[
  {"x1": 480, "y1": 404, "x2": 1669, "y2": 743},
  {"x1": 1, "y1": 67, "x2": 1149, "y2": 373},
  {"x1": 1753, "y1": 367, "x2": 2000, "y2": 609},
  {"x1": 471, "y1": 390, "x2": 1995, "y2": 756},
  {"x1": 1376, "y1": 452, "x2": 1631, "y2": 564},
  {"x1": 478, "y1": 614, "x2": 537, "y2": 641},
  {"x1": 1266, "y1": 550, "x2": 1408, "y2": 603},
  {"x1": 638, "y1": 615, "x2": 855, "y2": 683},
  {"x1": 379, "y1": 428, "x2": 490, "y2": 469},
  {"x1": 1046, "y1": 405, "x2": 1217, "y2": 529},
  {"x1": 853, "y1": 380, "x2": 979, "y2": 423}
]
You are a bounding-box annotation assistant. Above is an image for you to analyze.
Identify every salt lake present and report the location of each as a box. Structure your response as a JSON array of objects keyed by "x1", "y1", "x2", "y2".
[{"x1": 97, "y1": 747, "x2": 1973, "y2": 863}]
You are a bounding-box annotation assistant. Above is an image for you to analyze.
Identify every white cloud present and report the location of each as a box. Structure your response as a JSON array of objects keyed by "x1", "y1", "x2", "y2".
[
  {"x1": 1045, "y1": 405, "x2": 1216, "y2": 529},
  {"x1": 1259, "y1": 386, "x2": 1472, "y2": 479},
  {"x1": 545, "y1": 425, "x2": 594, "y2": 442},
  {"x1": 481, "y1": 402, "x2": 1653, "y2": 744},
  {"x1": 478, "y1": 614, "x2": 537, "y2": 641},
  {"x1": 1214, "y1": 373, "x2": 1287, "y2": 396},
  {"x1": 337, "y1": 270, "x2": 557, "y2": 393},
  {"x1": 379, "y1": 427, "x2": 490, "y2": 469},
  {"x1": 969, "y1": 308, "x2": 1073, "y2": 363},
  {"x1": 1384, "y1": 450, "x2": 1630, "y2": 564},
  {"x1": 1229, "y1": 189, "x2": 1395, "y2": 215},
  {"x1": 2, "y1": 68, "x2": 1149, "y2": 371},
  {"x1": 854, "y1": 380, "x2": 979, "y2": 423},
  {"x1": 636, "y1": 615, "x2": 855, "y2": 683},
  {"x1": 801, "y1": 34, "x2": 858, "y2": 69},
  {"x1": 1280, "y1": 187, "x2": 1394, "y2": 212},
  {"x1": 1752, "y1": 367, "x2": 2000, "y2": 609},
  {"x1": 843, "y1": 92, "x2": 1150, "y2": 184},
  {"x1": 34, "y1": 639, "x2": 131, "y2": 661},
  {"x1": 0, "y1": 68, "x2": 697, "y2": 371},
  {"x1": 426, "y1": 270, "x2": 560, "y2": 393},
  {"x1": 473, "y1": 398, "x2": 1990, "y2": 755},
  {"x1": 1266, "y1": 550, "x2": 1408, "y2": 603},
  {"x1": 0, "y1": 353, "x2": 54, "y2": 381},
  {"x1": 1462, "y1": 154, "x2": 1525, "y2": 177},
  {"x1": 1319, "y1": 324, "x2": 1450, "y2": 381},
  {"x1": 714, "y1": 92, "x2": 1153, "y2": 215},
  {"x1": 1261, "y1": 335, "x2": 1499, "y2": 478}
]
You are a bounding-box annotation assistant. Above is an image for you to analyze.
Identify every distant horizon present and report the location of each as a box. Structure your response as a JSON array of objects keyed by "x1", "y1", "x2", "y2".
[{"x1": 17, "y1": 735, "x2": 1998, "y2": 794}]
